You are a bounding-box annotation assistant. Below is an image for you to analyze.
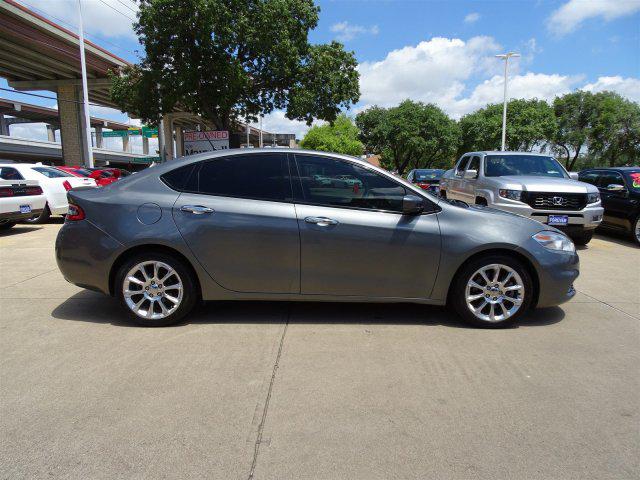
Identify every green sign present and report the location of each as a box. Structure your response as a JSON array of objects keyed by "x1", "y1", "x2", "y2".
[
  {"x1": 143, "y1": 127, "x2": 158, "y2": 138},
  {"x1": 101, "y1": 126, "x2": 158, "y2": 138},
  {"x1": 102, "y1": 130, "x2": 128, "y2": 138}
]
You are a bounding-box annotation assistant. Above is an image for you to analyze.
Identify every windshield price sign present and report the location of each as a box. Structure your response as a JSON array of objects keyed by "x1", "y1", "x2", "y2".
[{"x1": 184, "y1": 130, "x2": 229, "y2": 155}]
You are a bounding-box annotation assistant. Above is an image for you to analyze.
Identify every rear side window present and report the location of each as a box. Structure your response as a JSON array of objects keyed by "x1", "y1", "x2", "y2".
[
  {"x1": 32, "y1": 167, "x2": 71, "y2": 178},
  {"x1": 0, "y1": 167, "x2": 24, "y2": 180},
  {"x1": 161, "y1": 164, "x2": 195, "y2": 191},
  {"x1": 187, "y1": 153, "x2": 290, "y2": 202}
]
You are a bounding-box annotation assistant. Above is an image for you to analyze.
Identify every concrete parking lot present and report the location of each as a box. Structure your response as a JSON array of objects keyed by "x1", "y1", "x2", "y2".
[{"x1": 1, "y1": 221, "x2": 638, "y2": 480}]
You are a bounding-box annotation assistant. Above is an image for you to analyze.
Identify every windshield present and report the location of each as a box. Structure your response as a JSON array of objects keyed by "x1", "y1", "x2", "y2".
[
  {"x1": 32, "y1": 166, "x2": 72, "y2": 178},
  {"x1": 484, "y1": 155, "x2": 567, "y2": 178},
  {"x1": 625, "y1": 171, "x2": 640, "y2": 190},
  {"x1": 414, "y1": 169, "x2": 444, "y2": 181}
]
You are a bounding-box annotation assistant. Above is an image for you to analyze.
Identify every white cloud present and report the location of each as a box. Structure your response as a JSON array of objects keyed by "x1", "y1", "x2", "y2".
[
  {"x1": 582, "y1": 76, "x2": 640, "y2": 102},
  {"x1": 17, "y1": 0, "x2": 138, "y2": 40},
  {"x1": 250, "y1": 111, "x2": 321, "y2": 140},
  {"x1": 548, "y1": 0, "x2": 640, "y2": 36},
  {"x1": 330, "y1": 21, "x2": 379, "y2": 42},
  {"x1": 464, "y1": 12, "x2": 481, "y2": 24}
]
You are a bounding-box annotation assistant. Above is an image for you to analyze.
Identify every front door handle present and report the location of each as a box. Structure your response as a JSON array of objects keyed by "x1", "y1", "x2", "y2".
[
  {"x1": 180, "y1": 205, "x2": 214, "y2": 215},
  {"x1": 305, "y1": 216, "x2": 338, "y2": 226}
]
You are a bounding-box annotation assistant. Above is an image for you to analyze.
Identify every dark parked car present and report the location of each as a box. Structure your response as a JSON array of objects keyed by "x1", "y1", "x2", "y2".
[
  {"x1": 56, "y1": 149, "x2": 579, "y2": 328},
  {"x1": 578, "y1": 167, "x2": 640, "y2": 246},
  {"x1": 406, "y1": 169, "x2": 445, "y2": 194}
]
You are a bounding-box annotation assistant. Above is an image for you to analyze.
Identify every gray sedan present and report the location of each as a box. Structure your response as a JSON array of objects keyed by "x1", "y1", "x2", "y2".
[{"x1": 56, "y1": 149, "x2": 579, "y2": 328}]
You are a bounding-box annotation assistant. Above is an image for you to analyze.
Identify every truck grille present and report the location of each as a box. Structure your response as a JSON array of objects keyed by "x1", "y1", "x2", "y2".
[{"x1": 522, "y1": 192, "x2": 587, "y2": 211}]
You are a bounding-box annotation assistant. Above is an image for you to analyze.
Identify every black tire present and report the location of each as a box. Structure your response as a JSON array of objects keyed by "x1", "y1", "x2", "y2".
[
  {"x1": 449, "y1": 254, "x2": 534, "y2": 328},
  {"x1": 440, "y1": 190, "x2": 447, "y2": 199},
  {"x1": 570, "y1": 230, "x2": 593, "y2": 246},
  {"x1": 0, "y1": 221, "x2": 16, "y2": 231},
  {"x1": 475, "y1": 197, "x2": 487, "y2": 206},
  {"x1": 115, "y1": 251, "x2": 198, "y2": 327},
  {"x1": 632, "y1": 216, "x2": 640, "y2": 247},
  {"x1": 23, "y1": 204, "x2": 51, "y2": 224}
]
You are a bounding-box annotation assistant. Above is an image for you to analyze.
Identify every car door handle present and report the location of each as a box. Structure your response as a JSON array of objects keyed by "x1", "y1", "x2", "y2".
[
  {"x1": 180, "y1": 205, "x2": 214, "y2": 215},
  {"x1": 305, "y1": 216, "x2": 338, "y2": 226}
]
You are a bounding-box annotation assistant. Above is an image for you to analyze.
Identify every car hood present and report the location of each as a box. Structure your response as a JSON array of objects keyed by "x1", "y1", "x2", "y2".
[{"x1": 488, "y1": 176, "x2": 597, "y2": 193}]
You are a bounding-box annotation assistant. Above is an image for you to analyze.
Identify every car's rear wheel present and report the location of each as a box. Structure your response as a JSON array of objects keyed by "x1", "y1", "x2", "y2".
[
  {"x1": 24, "y1": 204, "x2": 51, "y2": 224},
  {"x1": 450, "y1": 254, "x2": 533, "y2": 328},
  {"x1": 115, "y1": 252, "x2": 198, "y2": 327},
  {"x1": 570, "y1": 230, "x2": 593, "y2": 246}
]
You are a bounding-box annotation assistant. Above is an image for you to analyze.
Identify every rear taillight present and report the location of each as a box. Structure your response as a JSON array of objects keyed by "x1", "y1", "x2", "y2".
[
  {"x1": 63, "y1": 180, "x2": 72, "y2": 191},
  {"x1": 66, "y1": 203, "x2": 85, "y2": 221},
  {"x1": 0, "y1": 187, "x2": 14, "y2": 197},
  {"x1": 417, "y1": 182, "x2": 429, "y2": 189},
  {"x1": 25, "y1": 186, "x2": 43, "y2": 195}
]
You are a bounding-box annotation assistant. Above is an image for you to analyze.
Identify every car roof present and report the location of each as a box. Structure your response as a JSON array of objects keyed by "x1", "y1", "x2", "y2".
[
  {"x1": 464, "y1": 151, "x2": 553, "y2": 156},
  {"x1": 581, "y1": 166, "x2": 640, "y2": 172}
]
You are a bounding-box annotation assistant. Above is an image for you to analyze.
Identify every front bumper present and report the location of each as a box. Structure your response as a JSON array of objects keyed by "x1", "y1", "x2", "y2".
[
  {"x1": 55, "y1": 219, "x2": 123, "y2": 294},
  {"x1": 518, "y1": 240, "x2": 580, "y2": 308},
  {"x1": 491, "y1": 200, "x2": 603, "y2": 230}
]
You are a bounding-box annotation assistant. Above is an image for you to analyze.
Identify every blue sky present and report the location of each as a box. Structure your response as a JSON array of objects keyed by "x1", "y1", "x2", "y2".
[{"x1": 4, "y1": 0, "x2": 640, "y2": 141}]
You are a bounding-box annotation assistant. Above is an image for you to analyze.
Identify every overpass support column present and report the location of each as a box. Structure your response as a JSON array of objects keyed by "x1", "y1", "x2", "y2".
[
  {"x1": 161, "y1": 115, "x2": 174, "y2": 159},
  {"x1": 0, "y1": 114, "x2": 8, "y2": 136},
  {"x1": 142, "y1": 135, "x2": 149, "y2": 155},
  {"x1": 95, "y1": 126, "x2": 103, "y2": 148},
  {"x1": 46, "y1": 124, "x2": 56, "y2": 142},
  {"x1": 175, "y1": 126, "x2": 183, "y2": 157},
  {"x1": 57, "y1": 84, "x2": 91, "y2": 166},
  {"x1": 122, "y1": 133, "x2": 130, "y2": 152}
]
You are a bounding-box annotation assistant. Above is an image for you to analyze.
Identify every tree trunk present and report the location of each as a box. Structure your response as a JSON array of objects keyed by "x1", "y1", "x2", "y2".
[{"x1": 567, "y1": 145, "x2": 581, "y2": 171}]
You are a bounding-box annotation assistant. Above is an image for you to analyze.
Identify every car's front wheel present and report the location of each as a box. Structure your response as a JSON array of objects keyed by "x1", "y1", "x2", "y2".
[
  {"x1": 632, "y1": 215, "x2": 640, "y2": 247},
  {"x1": 115, "y1": 252, "x2": 198, "y2": 327},
  {"x1": 450, "y1": 254, "x2": 533, "y2": 328}
]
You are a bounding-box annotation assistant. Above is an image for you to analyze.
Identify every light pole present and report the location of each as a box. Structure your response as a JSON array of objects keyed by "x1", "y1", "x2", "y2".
[
  {"x1": 77, "y1": 0, "x2": 93, "y2": 167},
  {"x1": 495, "y1": 52, "x2": 520, "y2": 151}
]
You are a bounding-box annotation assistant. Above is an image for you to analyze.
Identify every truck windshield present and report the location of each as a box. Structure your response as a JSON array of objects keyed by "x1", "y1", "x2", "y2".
[{"x1": 484, "y1": 155, "x2": 567, "y2": 178}]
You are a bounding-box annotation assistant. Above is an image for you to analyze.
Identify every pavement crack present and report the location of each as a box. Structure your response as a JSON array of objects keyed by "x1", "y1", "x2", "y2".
[
  {"x1": 247, "y1": 304, "x2": 290, "y2": 480},
  {"x1": 5, "y1": 268, "x2": 57, "y2": 287},
  {"x1": 575, "y1": 288, "x2": 637, "y2": 319}
]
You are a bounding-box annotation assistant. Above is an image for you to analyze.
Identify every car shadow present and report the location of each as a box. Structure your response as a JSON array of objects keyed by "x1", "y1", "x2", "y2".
[
  {"x1": 0, "y1": 225, "x2": 43, "y2": 237},
  {"x1": 51, "y1": 291, "x2": 565, "y2": 329},
  {"x1": 594, "y1": 230, "x2": 637, "y2": 248}
]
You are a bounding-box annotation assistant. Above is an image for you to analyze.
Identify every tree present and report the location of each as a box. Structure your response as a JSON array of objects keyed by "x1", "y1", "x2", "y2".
[
  {"x1": 553, "y1": 91, "x2": 595, "y2": 171},
  {"x1": 356, "y1": 100, "x2": 459, "y2": 175},
  {"x1": 110, "y1": 0, "x2": 360, "y2": 130},
  {"x1": 299, "y1": 114, "x2": 363, "y2": 156},
  {"x1": 589, "y1": 91, "x2": 640, "y2": 167},
  {"x1": 458, "y1": 99, "x2": 556, "y2": 154}
]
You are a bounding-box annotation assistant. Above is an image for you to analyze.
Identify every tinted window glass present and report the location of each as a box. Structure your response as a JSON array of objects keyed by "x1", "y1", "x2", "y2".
[
  {"x1": 32, "y1": 166, "x2": 71, "y2": 178},
  {"x1": 455, "y1": 157, "x2": 469, "y2": 176},
  {"x1": 578, "y1": 171, "x2": 600, "y2": 185},
  {"x1": 191, "y1": 153, "x2": 289, "y2": 201},
  {"x1": 466, "y1": 156, "x2": 480, "y2": 172},
  {"x1": 162, "y1": 164, "x2": 195, "y2": 190},
  {"x1": 414, "y1": 169, "x2": 444, "y2": 181},
  {"x1": 484, "y1": 155, "x2": 566, "y2": 178},
  {"x1": 294, "y1": 155, "x2": 407, "y2": 213},
  {"x1": 0, "y1": 167, "x2": 24, "y2": 180},
  {"x1": 597, "y1": 171, "x2": 625, "y2": 189}
]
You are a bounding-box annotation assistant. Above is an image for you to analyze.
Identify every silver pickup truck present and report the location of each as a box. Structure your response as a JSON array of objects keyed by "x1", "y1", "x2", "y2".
[{"x1": 439, "y1": 151, "x2": 603, "y2": 245}]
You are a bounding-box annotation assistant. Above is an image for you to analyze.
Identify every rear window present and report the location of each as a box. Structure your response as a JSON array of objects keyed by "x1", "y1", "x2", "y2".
[
  {"x1": 161, "y1": 164, "x2": 195, "y2": 191},
  {"x1": 32, "y1": 166, "x2": 72, "y2": 178},
  {"x1": 0, "y1": 166, "x2": 24, "y2": 180},
  {"x1": 414, "y1": 170, "x2": 444, "y2": 181}
]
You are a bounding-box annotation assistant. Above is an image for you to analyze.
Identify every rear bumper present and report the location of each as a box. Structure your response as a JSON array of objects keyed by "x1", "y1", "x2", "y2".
[
  {"x1": 55, "y1": 220, "x2": 123, "y2": 294},
  {"x1": 0, "y1": 209, "x2": 43, "y2": 223}
]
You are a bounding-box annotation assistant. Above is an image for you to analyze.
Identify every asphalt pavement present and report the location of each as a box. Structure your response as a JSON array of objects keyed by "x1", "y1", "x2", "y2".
[{"x1": 1, "y1": 221, "x2": 638, "y2": 479}]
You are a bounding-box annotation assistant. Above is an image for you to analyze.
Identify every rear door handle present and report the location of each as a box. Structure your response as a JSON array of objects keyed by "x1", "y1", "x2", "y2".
[
  {"x1": 180, "y1": 205, "x2": 214, "y2": 215},
  {"x1": 305, "y1": 216, "x2": 338, "y2": 226}
]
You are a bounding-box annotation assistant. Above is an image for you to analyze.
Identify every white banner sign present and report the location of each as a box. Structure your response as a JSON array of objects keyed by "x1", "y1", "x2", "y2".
[{"x1": 184, "y1": 130, "x2": 229, "y2": 155}]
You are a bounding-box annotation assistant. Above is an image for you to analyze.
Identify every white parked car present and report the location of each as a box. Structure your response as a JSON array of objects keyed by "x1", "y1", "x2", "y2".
[
  {"x1": 0, "y1": 163, "x2": 97, "y2": 223},
  {"x1": 0, "y1": 177, "x2": 46, "y2": 230}
]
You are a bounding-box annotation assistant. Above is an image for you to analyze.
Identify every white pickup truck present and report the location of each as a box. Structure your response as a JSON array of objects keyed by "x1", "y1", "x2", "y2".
[
  {"x1": 439, "y1": 151, "x2": 604, "y2": 245},
  {"x1": 0, "y1": 178, "x2": 46, "y2": 230}
]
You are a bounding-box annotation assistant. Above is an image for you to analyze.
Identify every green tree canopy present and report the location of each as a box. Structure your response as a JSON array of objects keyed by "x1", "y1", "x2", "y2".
[
  {"x1": 110, "y1": 0, "x2": 360, "y2": 130},
  {"x1": 552, "y1": 91, "x2": 595, "y2": 170},
  {"x1": 458, "y1": 99, "x2": 556, "y2": 155},
  {"x1": 356, "y1": 100, "x2": 459, "y2": 175},
  {"x1": 299, "y1": 114, "x2": 364, "y2": 156}
]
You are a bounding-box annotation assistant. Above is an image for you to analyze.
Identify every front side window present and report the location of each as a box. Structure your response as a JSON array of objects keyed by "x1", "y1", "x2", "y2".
[
  {"x1": 294, "y1": 155, "x2": 407, "y2": 213},
  {"x1": 578, "y1": 171, "x2": 600, "y2": 186},
  {"x1": 0, "y1": 167, "x2": 24, "y2": 180},
  {"x1": 465, "y1": 157, "x2": 480, "y2": 175},
  {"x1": 454, "y1": 157, "x2": 469, "y2": 176},
  {"x1": 32, "y1": 166, "x2": 72, "y2": 178},
  {"x1": 187, "y1": 153, "x2": 290, "y2": 202},
  {"x1": 484, "y1": 155, "x2": 567, "y2": 178},
  {"x1": 597, "y1": 171, "x2": 625, "y2": 189}
]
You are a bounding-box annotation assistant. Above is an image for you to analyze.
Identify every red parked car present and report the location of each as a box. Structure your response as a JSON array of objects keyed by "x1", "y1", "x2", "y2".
[{"x1": 55, "y1": 166, "x2": 120, "y2": 187}]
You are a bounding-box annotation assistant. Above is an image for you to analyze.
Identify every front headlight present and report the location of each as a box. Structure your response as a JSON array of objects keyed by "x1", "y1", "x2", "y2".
[
  {"x1": 532, "y1": 231, "x2": 575, "y2": 253},
  {"x1": 499, "y1": 189, "x2": 522, "y2": 201},
  {"x1": 587, "y1": 192, "x2": 600, "y2": 204}
]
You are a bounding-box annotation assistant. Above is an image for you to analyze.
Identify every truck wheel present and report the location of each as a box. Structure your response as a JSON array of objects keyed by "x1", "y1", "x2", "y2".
[
  {"x1": 450, "y1": 254, "x2": 533, "y2": 328},
  {"x1": 571, "y1": 230, "x2": 593, "y2": 246},
  {"x1": 24, "y1": 204, "x2": 51, "y2": 224},
  {"x1": 632, "y1": 215, "x2": 640, "y2": 246}
]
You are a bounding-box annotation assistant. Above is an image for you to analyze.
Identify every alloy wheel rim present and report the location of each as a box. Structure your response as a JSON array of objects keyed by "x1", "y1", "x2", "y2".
[
  {"x1": 635, "y1": 218, "x2": 640, "y2": 242},
  {"x1": 123, "y1": 261, "x2": 183, "y2": 320},
  {"x1": 465, "y1": 264, "x2": 524, "y2": 322}
]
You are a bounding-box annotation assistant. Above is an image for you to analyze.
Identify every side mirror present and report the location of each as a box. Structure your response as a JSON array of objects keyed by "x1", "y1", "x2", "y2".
[
  {"x1": 463, "y1": 169, "x2": 478, "y2": 180},
  {"x1": 606, "y1": 184, "x2": 626, "y2": 192},
  {"x1": 402, "y1": 194, "x2": 424, "y2": 215},
  {"x1": 569, "y1": 172, "x2": 579, "y2": 180}
]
